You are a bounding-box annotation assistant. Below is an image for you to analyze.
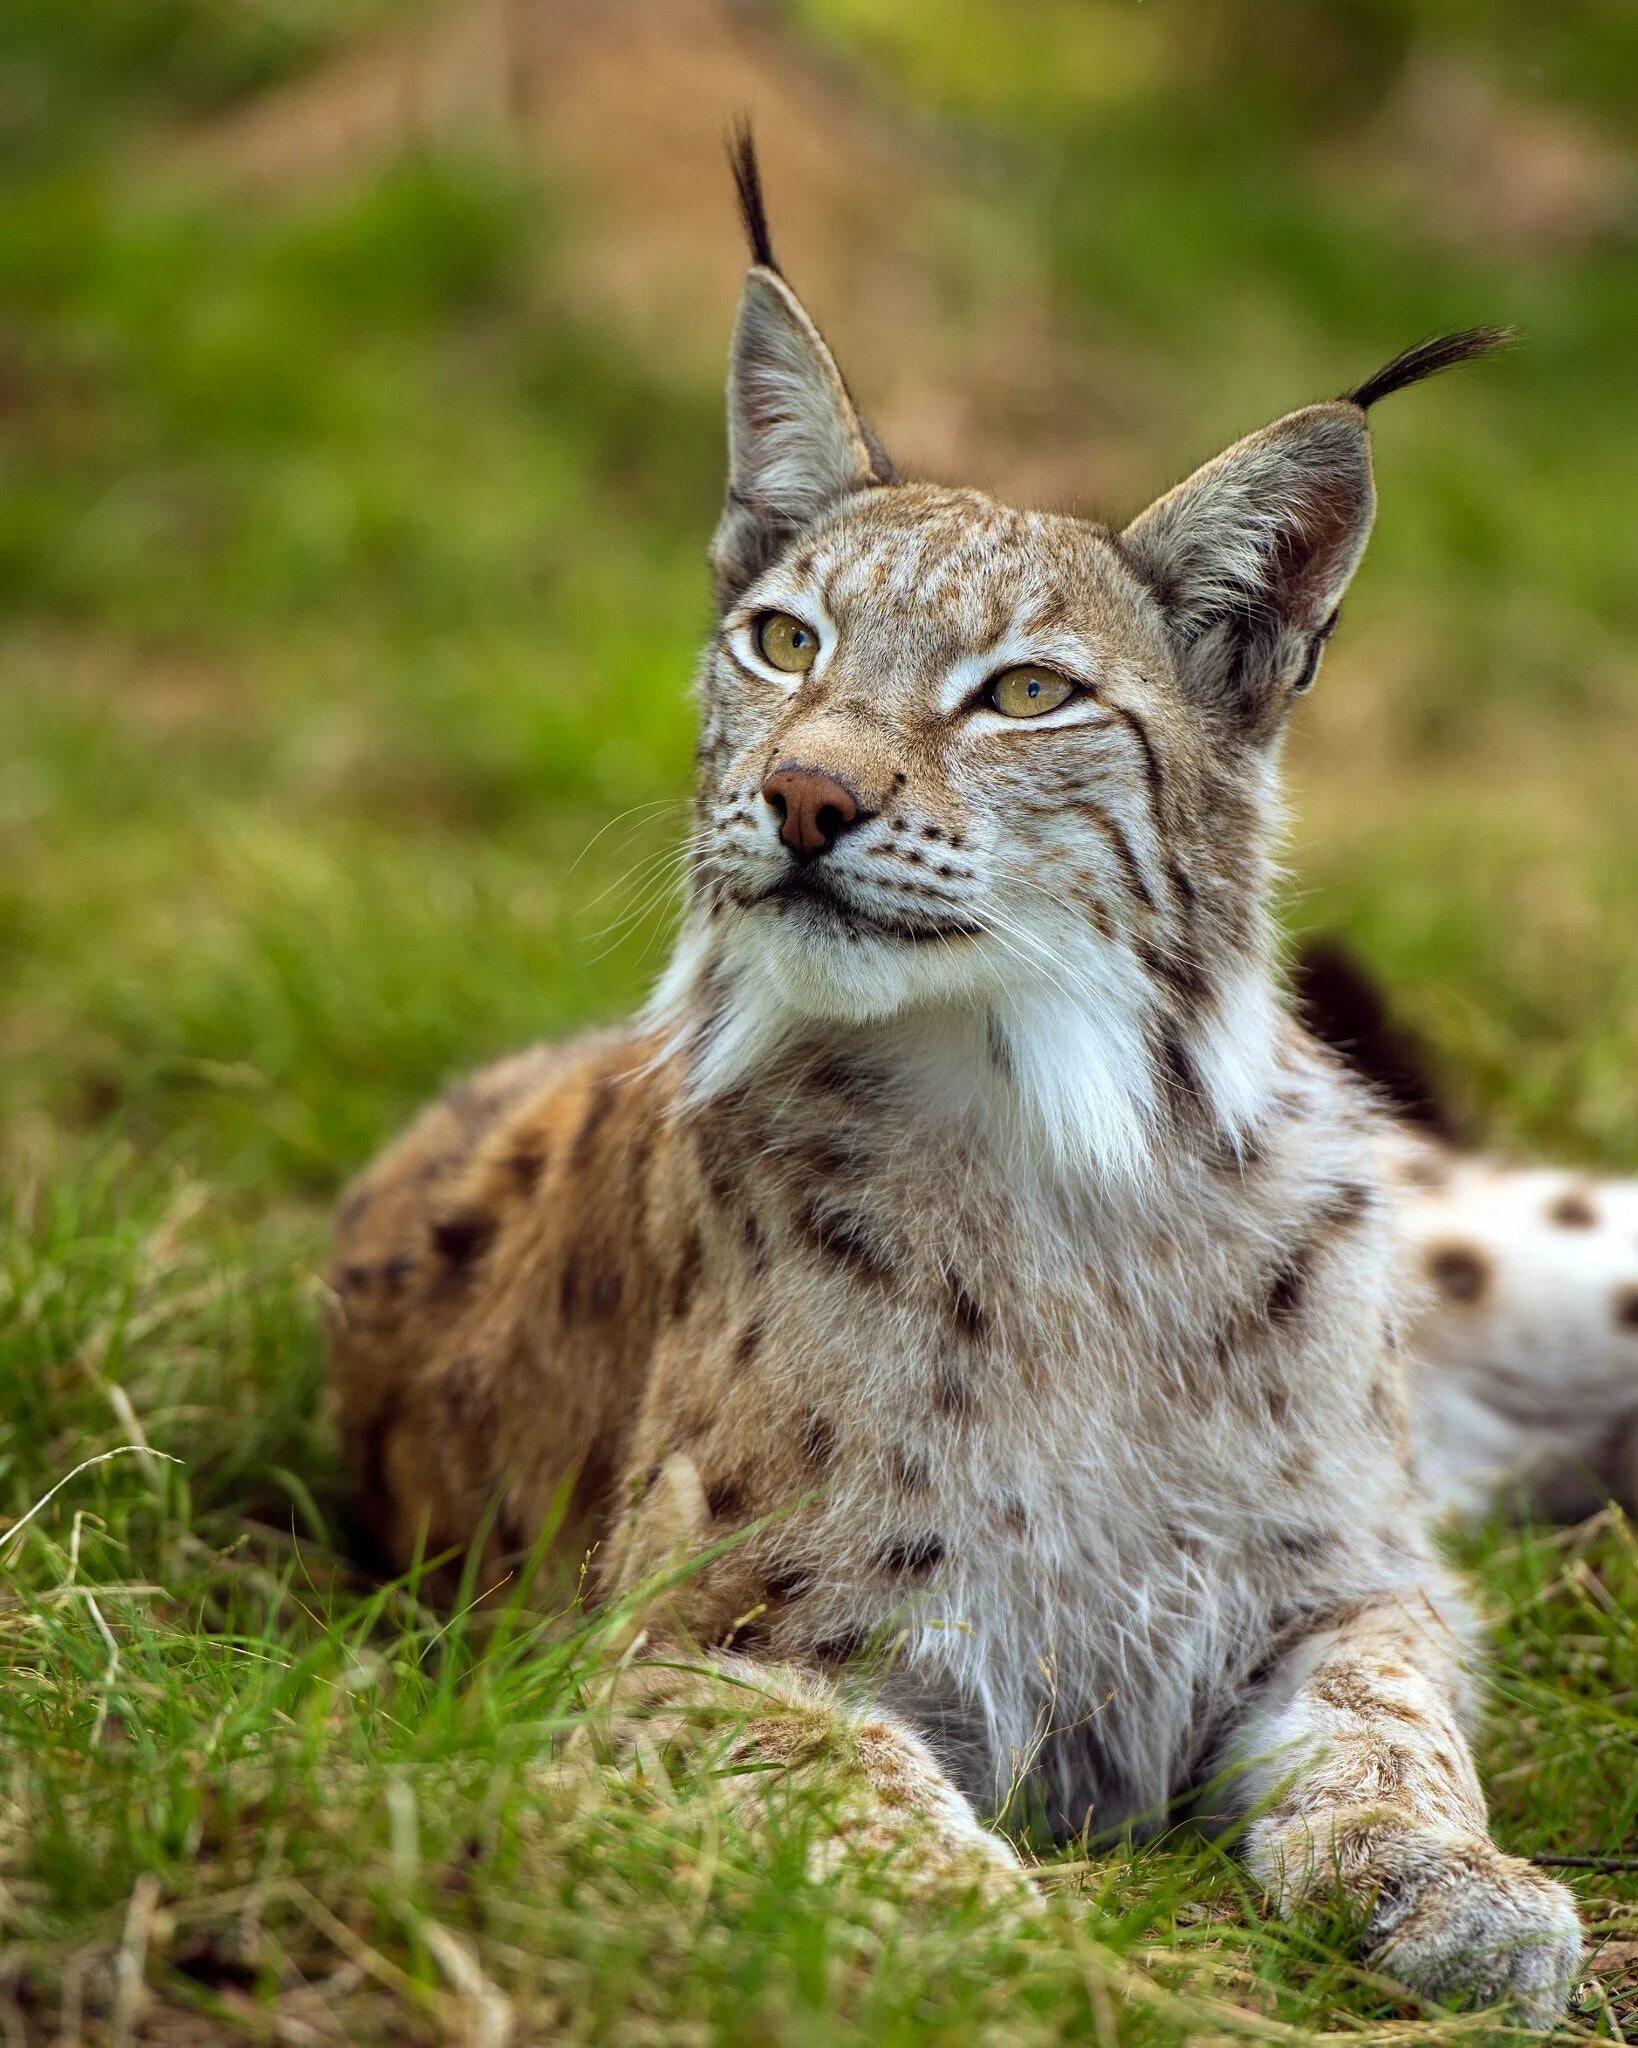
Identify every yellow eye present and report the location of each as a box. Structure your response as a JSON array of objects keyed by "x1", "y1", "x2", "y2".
[
  {"x1": 989, "y1": 666, "x2": 1076, "y2": 718},
  {"x1": 756, "y1": 611, "x2": 821, "y2": 674}
]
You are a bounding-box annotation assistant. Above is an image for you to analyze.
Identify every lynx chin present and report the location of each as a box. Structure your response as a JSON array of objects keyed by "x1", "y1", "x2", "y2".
[{"x1": 330, "y1": 131, "x2": 1637, "y2": 2026}]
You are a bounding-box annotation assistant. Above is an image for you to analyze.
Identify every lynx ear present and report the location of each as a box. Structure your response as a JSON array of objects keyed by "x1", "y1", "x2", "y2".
[
  {"x1": 711, "y1": 131, "x2": 889, "y2": 605},
  {"x1": 1122, "y1": 326, "x2": 1511, "y2": 744},
  {"x1": 1121, "y1": 404, "x2": 1374, "y2": 745}
]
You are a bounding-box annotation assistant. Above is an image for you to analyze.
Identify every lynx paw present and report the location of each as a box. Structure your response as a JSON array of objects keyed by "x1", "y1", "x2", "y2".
[
  {"x1": 1359, "y1": 1828, "x2": 1581, "y2": 2028},
  {"x1": 812, "y1": 1716, "x2": 1041, "y2": 1918},
  {"x1": 807, "y1": 1812, "x2": 1034, "y2": 1916}
]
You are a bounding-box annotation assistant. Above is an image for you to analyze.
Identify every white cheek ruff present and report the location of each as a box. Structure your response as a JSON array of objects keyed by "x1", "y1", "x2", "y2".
[
  {"x1": 647, "y1": 895, "x2": 1277, "y2": 1190},
  {"x1": 989, "y1": 934, "x2": 1162, "y2": 1182}
]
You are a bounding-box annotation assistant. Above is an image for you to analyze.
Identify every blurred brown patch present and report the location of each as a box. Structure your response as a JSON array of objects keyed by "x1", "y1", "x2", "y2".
[
  {"x1": 187, "y1": 0, "x2": 1150, "y2": 509},
  {"x1": 1349, "y1": 50, "x2": 1636, "y2": 256}
]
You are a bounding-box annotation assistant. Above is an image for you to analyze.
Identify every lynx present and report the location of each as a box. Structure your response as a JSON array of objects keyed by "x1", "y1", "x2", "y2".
[{"x1": 328, "y1": 136, "x2": 1636, "y2": 2024}]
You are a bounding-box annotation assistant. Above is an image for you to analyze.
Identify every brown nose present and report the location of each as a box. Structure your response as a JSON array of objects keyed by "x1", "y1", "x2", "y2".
[{"x1": 761, "y1": 764, "x2": 872, "y2": 860}]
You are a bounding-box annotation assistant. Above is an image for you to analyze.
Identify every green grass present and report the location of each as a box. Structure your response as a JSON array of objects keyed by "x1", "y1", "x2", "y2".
[{"x1": 2, "y1": 2, "x2": 1636, "y2": 2038}]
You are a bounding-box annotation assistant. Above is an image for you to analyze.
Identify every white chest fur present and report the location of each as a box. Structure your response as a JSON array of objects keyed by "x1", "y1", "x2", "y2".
[{"x1": 763, "y1": 1117, "x2": 1425, "y2": 1833}]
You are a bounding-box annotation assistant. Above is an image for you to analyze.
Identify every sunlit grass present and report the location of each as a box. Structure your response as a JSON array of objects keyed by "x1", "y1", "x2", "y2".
[{"x1": 2, "y1": 0, "x2": 1635, "y2": 2037}]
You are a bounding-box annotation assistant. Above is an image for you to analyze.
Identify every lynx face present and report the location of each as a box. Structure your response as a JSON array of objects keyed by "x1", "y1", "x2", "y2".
[
  {"x1": 649, "y1": 155, "x2": 1504, "y2": 1181},
  {"x1": 697, "y1": 485, "x2": 1192, "y2": 1026}
]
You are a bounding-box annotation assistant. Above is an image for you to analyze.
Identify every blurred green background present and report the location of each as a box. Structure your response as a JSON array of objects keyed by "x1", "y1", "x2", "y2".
[
  {"x1": 3, "y1": 0, "x2": 1635, "y2": 1196},
  {"x1": 1, "y1": 3, "x2": 1635, "y2": 2039}
]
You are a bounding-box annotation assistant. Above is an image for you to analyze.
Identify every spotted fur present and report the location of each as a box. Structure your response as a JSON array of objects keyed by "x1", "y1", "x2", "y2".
[
  {"x1": 328, "y1": 145, "x2": 1585, "y2": 2022},
  {"x1": 1379, "y1": 1123, "x2": 1638, "y2": 1522}
]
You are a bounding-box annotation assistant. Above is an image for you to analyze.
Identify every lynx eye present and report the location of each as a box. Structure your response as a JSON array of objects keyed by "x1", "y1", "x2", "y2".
[
  {"x1": 989, "y1": 666, "x2": 1076, "y2": 719},
  {"x1": 756, "y1": 611, "x2": 821, "y2": 674}
]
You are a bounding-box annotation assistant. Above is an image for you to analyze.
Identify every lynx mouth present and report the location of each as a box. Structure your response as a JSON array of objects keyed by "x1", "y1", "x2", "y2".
[{"x1": 757, "y1": 870, "x2": 980, "y2": 947}]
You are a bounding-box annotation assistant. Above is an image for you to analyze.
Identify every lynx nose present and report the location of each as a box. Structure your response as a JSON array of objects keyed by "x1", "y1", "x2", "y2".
[{"x1": 761, "y1": 764, "x2": 872, "y2": 860}]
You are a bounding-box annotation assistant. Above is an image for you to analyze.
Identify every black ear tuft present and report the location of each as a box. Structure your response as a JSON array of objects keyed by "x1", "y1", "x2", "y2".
[
  {"x1": 1344, "y1": 326, "x2": 1514, "y2": 412},
  {"x1": 728, "y1": 119, "x2": 779, "y2": 274}
]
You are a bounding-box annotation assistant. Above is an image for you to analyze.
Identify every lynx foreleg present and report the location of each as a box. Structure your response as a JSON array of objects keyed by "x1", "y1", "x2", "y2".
[
  {"x1": 590, "y1": 1453, "x2": 1034, "y2": 1912},
  {"x1": 1230, "y1": 1592, "x2": 1580, "y2": 2028}
]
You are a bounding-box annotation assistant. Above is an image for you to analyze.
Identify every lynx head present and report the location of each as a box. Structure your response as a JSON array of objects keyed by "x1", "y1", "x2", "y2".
[{"x1": 656, "y1": 130, "x2": 1506, "y2": 1178}]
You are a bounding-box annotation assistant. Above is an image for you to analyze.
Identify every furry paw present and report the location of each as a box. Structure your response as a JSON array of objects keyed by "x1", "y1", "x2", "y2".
[
  {"x1": 813, "y1": 1720, "x2": 1042, "y2": 1919},
  {"x1": 808, "y1": 1808, "x2": 1039, "y2": 1919},
  {"x1": 1359, "y1": 1827, "x2": 1582, "y2": 2029}
]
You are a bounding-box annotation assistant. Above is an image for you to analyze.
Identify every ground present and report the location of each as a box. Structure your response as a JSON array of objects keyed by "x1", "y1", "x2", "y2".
[{"x1": 1, "y1": 2, "x2": 1635, "y2": 2040}]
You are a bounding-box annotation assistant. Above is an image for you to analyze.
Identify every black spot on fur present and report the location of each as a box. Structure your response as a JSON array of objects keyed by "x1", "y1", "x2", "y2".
[
  {"x1": 693, "y1": 1116, "x2": 744, "y2": 1220},
  {"x1": 889, "y1": 1445, "x2": 932, "y2": 1492},
  {"x1": 807, "y1": 1055, "x2": 880, "y2": 1103},
  {"x1": 798, "y1": 1199, "x2": 891, "y2": 1285},
  {"x1": 571, "y1": 1073, "x2": 621, "y2": 1173},
  {"x1": 947, "y1": 1276, "x2": 988, "y2": 1342},
  {"x1": 1426, "y1": 1242, "x2": 1490, "y2": 1305},
  {"x1": 812, "y1": 1628, "x2": 868, "y2": 1668},
  {"x1": 432, "y1": 1210, "x2": 496, "y2": 1275},
  {"x1": 1325, "y1": 1182, "x2": 1373, "y2": 1229},
  {"x1": 801, "y1": 1410, "x2": 837, "y2": 1467},
  {"x1": 669, "y1": 1230, "x2": 703, "y2": 1320},
  {"x1": 1266, "y1": 1246, "x2": 1311, "y2": 1323},
  {"x1": 506, "y1": 1148, "x2": 546, "y2": 1192},
  {"x1": 706, "y1": 1479, "x2": 746, "y2": 1522},
  {"x1": 1264, "y1": 1187, "x2": 1368, "y2": 1327},
  {"x1": 933, "y1": 1361, "x2": 974, "y2": 1421},
  {"x1": 985, "y1": 1012, "x2": 1013, "y2": 1084},
  {"x1": 880, "y1": 1534, "x2": 944, "y2": 1576},
  {"x1": 1549, "y1": 1189, "x2": 1598, "y2": 1230},
  {"x1": 733, "y1": 1313, "x2": 764, "y2": 1369},
  {"x1": 1140, "y1": 942, "x2": 1213, "y2": 1020},
  {"x1": 1157, "y1": 1020, "x2": 1215, "y2": 1132}
]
